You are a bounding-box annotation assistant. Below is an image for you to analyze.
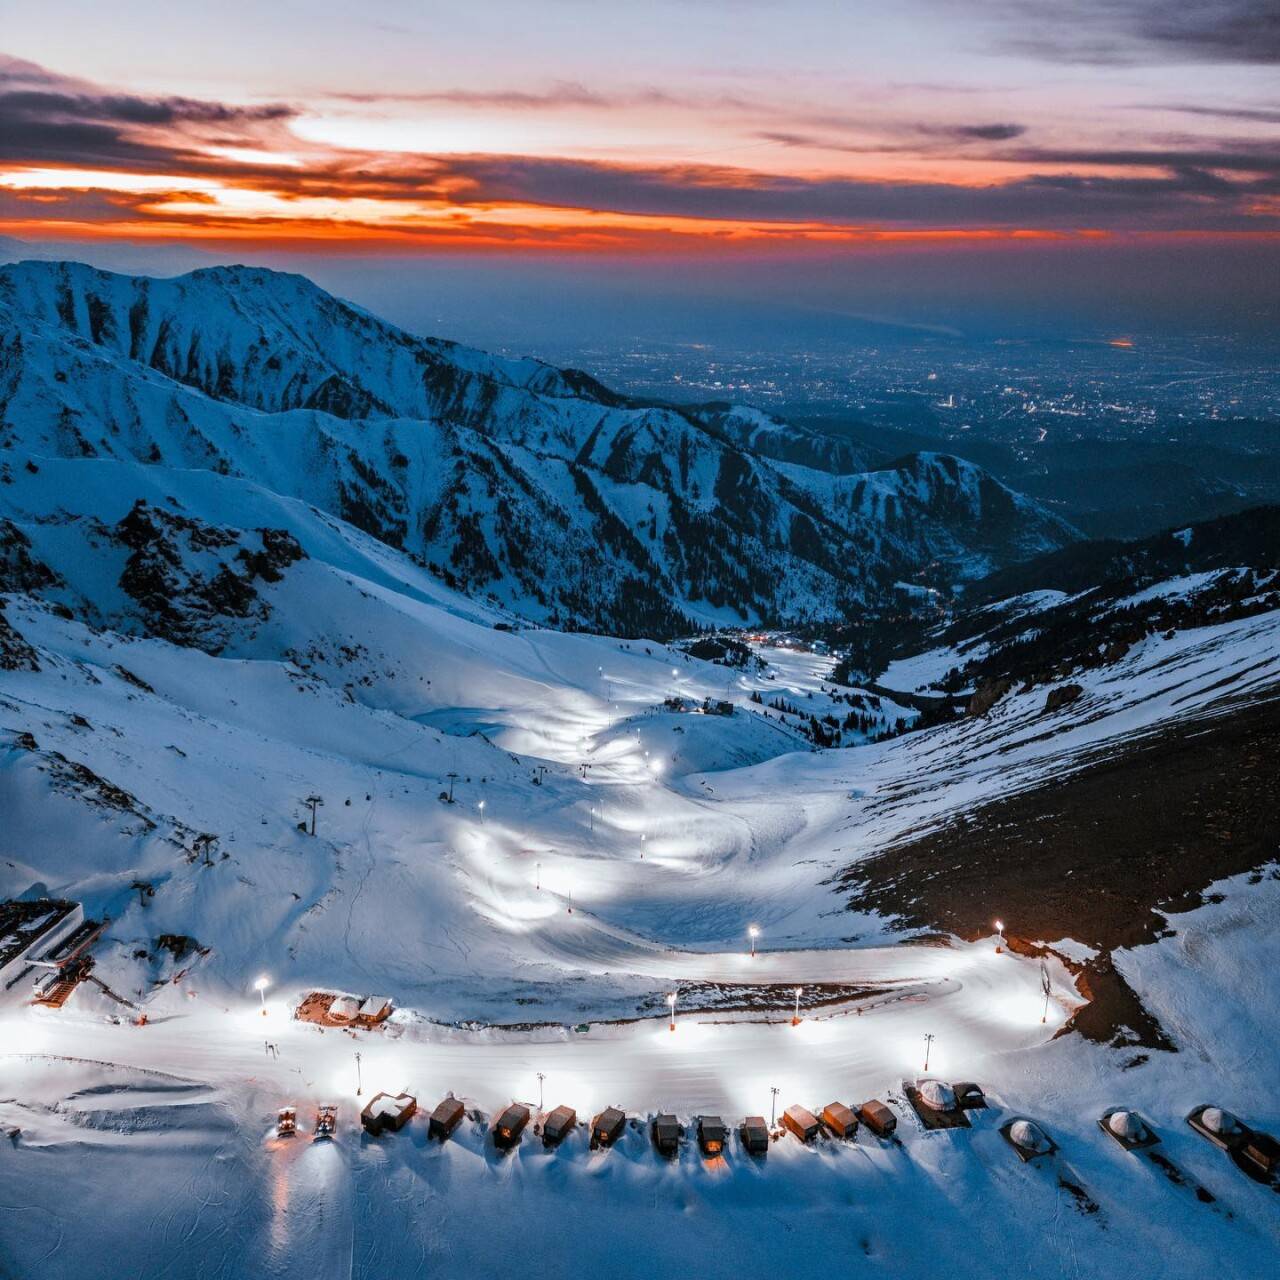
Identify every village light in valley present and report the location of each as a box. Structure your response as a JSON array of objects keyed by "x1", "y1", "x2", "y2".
[
  {"x1": 792, "y1": 986, "x2": 803, "y2": 1026},
  {"x1": 254, "y1": 974, "x2": 270, "y2": 1015},
  {"x1": 749, "y1": 925, "x2": 760, "y2": 958},
  {"x1": 667, "y1": 991, "x2": 677, "y2": 1032}
]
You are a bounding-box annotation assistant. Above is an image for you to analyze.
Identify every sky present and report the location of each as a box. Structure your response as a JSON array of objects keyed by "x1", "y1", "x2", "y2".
[{"x1": 1, "y1": 0, "x2": 1279, "y2": 341}]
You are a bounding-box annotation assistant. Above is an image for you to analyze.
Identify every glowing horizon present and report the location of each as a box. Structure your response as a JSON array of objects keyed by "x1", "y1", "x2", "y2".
[{"x1": 2, "y1": 1, "x2": 1278, "y2": 257}]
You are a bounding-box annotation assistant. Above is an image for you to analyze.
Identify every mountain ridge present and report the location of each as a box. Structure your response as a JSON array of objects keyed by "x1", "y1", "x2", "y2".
[{"x1": 0, "y1": 258, "x2": 1077, "y2": 636}]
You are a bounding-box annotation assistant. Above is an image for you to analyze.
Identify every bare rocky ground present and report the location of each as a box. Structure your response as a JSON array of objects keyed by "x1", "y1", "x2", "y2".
[{"x1": 838, "y1": 693, "x2": 1280, "y2": 1047}]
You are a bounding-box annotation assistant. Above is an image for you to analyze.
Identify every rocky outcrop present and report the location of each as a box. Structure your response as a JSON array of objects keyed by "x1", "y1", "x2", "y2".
[{"x1": 1044, "y1": 683, "x2": 1084, "y2": 715}]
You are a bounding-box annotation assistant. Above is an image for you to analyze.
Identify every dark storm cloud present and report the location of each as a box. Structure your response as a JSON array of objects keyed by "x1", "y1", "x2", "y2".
[
  {"x1": 1153, "y1": 104, "x2": 1280, "y2": 125},
  {"x1": 993, "y1": 0, "x2": 1280, "y2": 66},
  {"x1": 927, "y1": 122, "x2": 1027, "y2": 141},
  {"x1": 439, "y1": 153, "x2": 1277, "y2": 229},
  {"x1": 1010, "y1": 144, "x2": 1280, "y2": 175},
  {"x1": 755, "y1": 121, "x2": 1027, "y2": 154},
  {"x1": 0, "y1": 55, "x2": 294, "y2": 169}
]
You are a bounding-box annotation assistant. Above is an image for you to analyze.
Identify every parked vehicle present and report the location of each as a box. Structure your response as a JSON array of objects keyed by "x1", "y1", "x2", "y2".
[{"x1": 314, "y1": 1104, "x2": 337, "y2": 1139}]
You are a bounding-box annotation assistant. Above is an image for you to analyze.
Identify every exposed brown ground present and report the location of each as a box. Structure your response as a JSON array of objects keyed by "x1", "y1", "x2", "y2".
[{"x1": 838, "y1": 694, "x2": 1280, "y2": 1048}]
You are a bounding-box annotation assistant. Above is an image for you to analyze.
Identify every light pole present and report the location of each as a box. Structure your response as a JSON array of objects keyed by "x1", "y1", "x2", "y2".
[
  {"x1": 478, "y1": 799, "x2": 486, "y2": 824},
  {"x1": 1040, "y1": 961, "x2": 1052, "y2": 1025},
  {"x1": 254, "y1": 974, "x2": 270, "y2": 1016},
  {"x1": 666, "y1": 991, "x2": 677, "y2": 1032},
  {"x1": 640, "y1": 833, "x2": 646, "y2": 860},
  {"x1": 355, "y1": 1051, "x2": 362, "y2": 1097},
  {"x1": 792, "y1": 986, "x2": 803, "y2": 1026},
  {"x1": 536, "y1": 862, "x2": 541, "y2": 891},
  {"x1": 923, "y1": 1033, "x2": 935, "y2": 1072},
  {"x1": 537, "y1": 1072, "x2": 545, "y2": 1111},
  {"x1": 995, "y1": 918, "x2": 1006, "y2": 954},
  {"x1": 749, "y1": 925, "x2": 760, "y2": 959},
  {"x1": 770, "y1": 1086, "x2": 780, "y2": 1128}
]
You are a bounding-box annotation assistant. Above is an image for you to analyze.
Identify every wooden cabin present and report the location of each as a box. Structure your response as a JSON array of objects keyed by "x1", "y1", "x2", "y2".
[
  {"x1": 542, "y1": 1104, "x2": 576, "y2": 1147},
  {"x1": 1242, "y1": 1132, "x2": 1280, "y2": 1179},
  {"x1": 276, "y1": 1107, "x2": 297, "y2": 1137},
  {"x1": 822, "y1": 1102, "x2": 858, "y2": 1140},
  {"x1": 697, "y1": 1115, "x2": 728, "y2": 1156},
  {"x1": 652, "y1": 1113, "x2": 680, "y2": 1157},
  {"x1": 591, "y1": 1106, "x2": 626, "y2": 1148},
  {"x1": 857, "y1": 1100, "x2": 897, "y2": 1139},
  {"x1": 429, "y1": 1096, "x2": 465, "y2": 1141},
  {"x1": 314, "y1": 1105, "x2": 337, "y2": 1138},
  {"x1": 740, "y1": 1116, "x2": 769, "y2": 1156},
  {"x1": 493, "y1": 1103, "x2": 531, "y2": 1150},
  {"x1": 782, "y1": 1105, "x2": 820, "y2": 1143},
  {"x1": 361, "y1": 1092, "x2": 416, "y2": 1136}
]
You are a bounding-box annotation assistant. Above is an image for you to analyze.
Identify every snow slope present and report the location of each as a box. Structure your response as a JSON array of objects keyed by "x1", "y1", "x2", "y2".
[{"x1": 0, "y1": 260, "x2": 1076, "y2": 634}]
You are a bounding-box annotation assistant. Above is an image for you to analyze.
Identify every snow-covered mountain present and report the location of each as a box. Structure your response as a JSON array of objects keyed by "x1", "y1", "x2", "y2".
[{"x1": 0, "y1": 260, "x2": 1075, "y2": 635}]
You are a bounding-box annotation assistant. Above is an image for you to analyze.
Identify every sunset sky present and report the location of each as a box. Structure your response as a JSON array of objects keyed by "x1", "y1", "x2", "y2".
[{"x1": 3, "y1": 0, "x2": 1278, "y2": 253}]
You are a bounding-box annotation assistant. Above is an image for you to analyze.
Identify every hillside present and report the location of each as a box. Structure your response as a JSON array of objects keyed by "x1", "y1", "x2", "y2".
[{"x1": 0, "y1": 260, "x2": 1075, "y2": 636}]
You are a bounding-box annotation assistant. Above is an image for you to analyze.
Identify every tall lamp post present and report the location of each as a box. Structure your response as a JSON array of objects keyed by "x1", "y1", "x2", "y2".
[
  {"x1": 792, "y1": 986, "x2": 803, "y2": 1027},
  {"x1": 254, "y1": 974, "x2": 270, "y2": 1016},
  {"x1": 537, "y1": 1072, "x2": 545, "y2": 1111},
  {"x1": 355, "y1": 1051, "x2": 362, "y2": 1097},
  {"x1": 770, "y1": 1086, "x2": 781, "y2": 1128},
  {"x1": 749, "y1": 925, "x2": 760, "y2": 959},
  {"x1": 478, "y1": 799, "x2": 486, "y2": 824},
  {"x1": 995, "y1": 918, "x2": 1006, "y2": 954},
  {"x1": 923, "y1": 1033, "x2": 935, "y2": 1072},
  {"x1": 666, "y1": 991, "x2": 677, "y2": 1032}
]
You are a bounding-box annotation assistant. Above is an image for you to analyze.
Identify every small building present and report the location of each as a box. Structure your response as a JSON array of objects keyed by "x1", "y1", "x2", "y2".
[
  {"x1": 276, "y1": 1107, "x2": 297, "y2": 1137},
  {"x1": 358, "y1": 995, "x2": 393, "y2": 1023},
  {"x1": 361, "y1": 1092, "x2": 416, "y2": 1136},
  {"x1": 822, "y1": 1102, "x2": 858, "y2": 1140},
  {"x1": 542, "y1": 1104, "x2": 576, "y2": 1147},
  {"x1": 592, "y1": 1107, "x2": 626, "y2": 1148},
  {"x1": 783, "y1": 1105, "x2": 820, "y2": 1143},
  {"x1": 1, "y1": 899, "x2": 86, "y2": 994},
  {"x1": 697, "y1": 1115, "x2": 728, "y2": 1156},
  {"x1": 652, "y1": 1113, "x2": 680, "y2": 1157},
  {"x1": 328, "y1": 994, "x2": 361, "y2": 1023},
  {"x1": 1242, "y1": 1132, "x2": 1280, "y2": 1180},
  {"x1": 429, "y1": 1096, "x2": 465, "y2": 1142},
  {"x1": 953, "y1": 1082, "x2": 987, "y2": 1110},
  {"x1": 857, "y1": 1100, "x2": 897, "y2": 1139},
  {"x1": 493, "y1": 1103, "x2": 531, "y2": 1150},
  {"x1": 740, "y1": 1116, "x2": 769, "y2": 1156}
]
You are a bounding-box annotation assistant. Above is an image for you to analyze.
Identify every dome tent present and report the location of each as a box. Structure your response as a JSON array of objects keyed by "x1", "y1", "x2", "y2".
[
  {"x1": 1010, "y1": 1119, "x2": 1051, "y2": 1153},
  {"x1": 1108, "y1": 1111, "x2": 1148, "y2": 1142},
  {"x1": 920, "y1": 1080, "x2": 956, "y2": 1111},
  {"x1": 1202, "y1": 1107, "x2": 1240, "y2": 1137}
]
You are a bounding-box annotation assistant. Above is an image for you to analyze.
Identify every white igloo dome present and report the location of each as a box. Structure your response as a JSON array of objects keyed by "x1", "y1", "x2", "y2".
[
  {"x1": 1108, "y1": 1111, "x2": 1147, "y2": 1141},
  {"x1": 920, "y1": 1080, "x2": 956, "y2": 1111},
  {"x1": 1201, "y1": 1107, "x2": 1240, "y2": 1136},
  {"x1": 1010, "y1": 1119, "x2": 1051, "y2": 1153}
]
